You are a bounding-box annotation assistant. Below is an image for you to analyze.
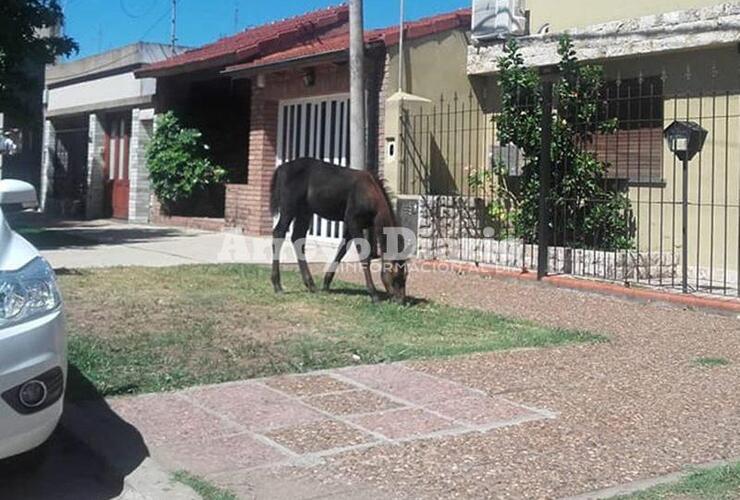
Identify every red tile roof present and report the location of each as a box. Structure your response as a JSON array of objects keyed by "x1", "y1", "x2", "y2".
[
  {"x1": 137, "y1": 5, "x2": 350, "y2": 77},
  {"x1": 224, "y1": 8, "x2": 471, "y2": 75},
  {"x1": 137, "y1": 6, "x2": 470, "y2": 78}
]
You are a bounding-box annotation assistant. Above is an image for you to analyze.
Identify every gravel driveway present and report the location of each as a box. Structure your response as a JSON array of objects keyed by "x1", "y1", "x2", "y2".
[{"x1": 269, "y1": 265, "x2": 740, "y2": 499}]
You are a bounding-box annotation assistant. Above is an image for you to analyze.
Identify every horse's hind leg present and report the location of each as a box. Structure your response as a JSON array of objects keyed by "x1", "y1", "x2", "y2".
[
  {"x1": 272, "y1": 213, "x2": 293, "y2": 293},
  {"x1": 292, "y1": 214, "x2": 318, "y2": 293}
]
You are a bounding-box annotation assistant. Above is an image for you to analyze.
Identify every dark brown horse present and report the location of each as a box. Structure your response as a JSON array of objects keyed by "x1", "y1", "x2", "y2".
[{"x1": 269, "y1": 158, "x2": 407, "y2": 304}]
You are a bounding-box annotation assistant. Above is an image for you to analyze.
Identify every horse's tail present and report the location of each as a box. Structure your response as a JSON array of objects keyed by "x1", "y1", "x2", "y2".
[{"x1": 269, "y1": 166, "x2": 281, "y2": 216}]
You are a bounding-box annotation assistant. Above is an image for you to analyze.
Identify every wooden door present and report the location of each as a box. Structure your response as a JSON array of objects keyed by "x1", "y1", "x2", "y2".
[{"x1": 104, "y1": 114, "x2": 131, "y2": 219}]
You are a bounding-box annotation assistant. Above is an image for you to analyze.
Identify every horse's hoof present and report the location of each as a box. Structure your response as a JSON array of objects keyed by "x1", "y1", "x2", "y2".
[
  {"x1": 274, "y1": 286, "x2": 284, "y2": 294},
  {"x1": 370, "y1": 295, "x2": 381, "y2": 304},
  {"x1": 307, "y1": 285, "x2": 318, "y2": 293}
]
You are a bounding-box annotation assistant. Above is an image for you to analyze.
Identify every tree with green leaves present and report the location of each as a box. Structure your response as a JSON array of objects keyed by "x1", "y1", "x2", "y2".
[
  {"x1": 0, "y1": 0, "x2": 77, "y2": 121},
  {"x1": 491, "y1": 36, "x2": 633, "y2": 250}
]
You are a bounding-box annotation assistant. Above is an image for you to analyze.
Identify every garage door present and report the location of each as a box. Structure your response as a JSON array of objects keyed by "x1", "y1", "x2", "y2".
[{"x1": 276, "y1": 94, "x2": 350, "y2": 241}]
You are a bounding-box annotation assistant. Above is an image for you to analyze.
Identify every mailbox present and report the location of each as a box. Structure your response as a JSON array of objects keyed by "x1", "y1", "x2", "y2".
[{"x1": 663, "y1": 120, "x2": 708, "y2": 162}]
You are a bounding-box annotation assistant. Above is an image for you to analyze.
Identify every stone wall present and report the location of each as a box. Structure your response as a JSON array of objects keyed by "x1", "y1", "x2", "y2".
[
  {"x1": 128, "y1": 108, "x2": 154, "y2": 223},
  {"x1": 417, "y1": 194, "x2": 682, "y2": 283}
]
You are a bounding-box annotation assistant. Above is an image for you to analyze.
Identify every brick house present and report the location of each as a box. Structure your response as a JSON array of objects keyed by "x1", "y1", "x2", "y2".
[{"x1": 136, "y1": 5, "x2": 471, "y2": 237}]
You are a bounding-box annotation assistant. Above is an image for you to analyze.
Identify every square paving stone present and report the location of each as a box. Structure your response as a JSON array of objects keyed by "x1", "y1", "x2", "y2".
[
  {"x1": 424, "y1": 395, "x2": 542, "y2": 427},
  {"x1": 109, "y1": 394, "x2": 236, "y2": 446},
  {"x1": 339, "y1": 365, "x2": 480, "y2": 404},
  {"x1": 185, "y1": 383, "x2": 325, "y2": 431},
  {"x1": 264, "y1": 420, "x2": 375, "y2": 454},
  {"x1": 303, "y1": 390, "x2": 403, "y2": 416},
  {"x1": 156, "y1": 432, "x2": 288, "y2": 475},
  {"x1": 348, "y1": 408, "x2": 458, "y2": 440},
  {"x1": 263, "y1": 374, "x2": 355, "y2": 398}
]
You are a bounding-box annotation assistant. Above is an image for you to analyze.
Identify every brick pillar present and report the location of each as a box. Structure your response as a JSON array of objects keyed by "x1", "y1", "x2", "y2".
[
  {"x1": 129, "y1": 108, "x2": 154, "y2": 223},
  {"x1": 244, "y1": 87, "x2": 278, "y2": 236},
  {"x1": 85, "y1": 113, "x2": 106, "y2": 219},
  {"x1": 40, "y1": 119, "x2": 56, "y2": 212}
]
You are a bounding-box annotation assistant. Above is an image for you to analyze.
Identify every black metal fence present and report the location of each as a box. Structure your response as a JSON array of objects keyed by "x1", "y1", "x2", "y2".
[{"x1": 400, "y1": 75, "x2": 740, "y2": 297}]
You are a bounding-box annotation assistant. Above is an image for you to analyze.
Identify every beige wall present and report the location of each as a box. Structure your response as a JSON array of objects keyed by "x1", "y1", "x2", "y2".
[
  {"x1": 527, "y1": 0, "x2": 724, "y2": 32},
  {"x1": 386, "y1": 29, "x2": 473, "y2": 102},
  {"x1": 384, "y1": 29, "x2": 479, "y2": 196}
]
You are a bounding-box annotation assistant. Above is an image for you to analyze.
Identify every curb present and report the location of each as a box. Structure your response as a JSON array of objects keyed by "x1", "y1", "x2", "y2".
[
  {"x1": 62, "y1": 403, "x2": 201, "y2": 500},
  {"x1": 418, "y1": 259, "x2": 740, "y2": 315},
  {"x1": 562, "y1": 456, "x2": 740, "y2": 499}
]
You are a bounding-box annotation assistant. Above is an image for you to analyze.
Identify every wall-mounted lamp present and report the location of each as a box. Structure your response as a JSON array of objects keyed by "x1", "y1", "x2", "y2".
[{"x1": 302, "y1": 68, "x2": 316, "y2": 87}]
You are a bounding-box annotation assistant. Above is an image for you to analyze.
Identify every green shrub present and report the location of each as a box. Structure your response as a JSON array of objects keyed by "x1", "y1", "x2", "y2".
[{"x1": 146, "y1": 112, "x2": 226, "y2": 204}]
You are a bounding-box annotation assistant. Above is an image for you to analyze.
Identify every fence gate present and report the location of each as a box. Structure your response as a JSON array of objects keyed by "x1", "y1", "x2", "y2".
[{"x1": 276, "y1": 94, "x2": 350, "y2": 241}]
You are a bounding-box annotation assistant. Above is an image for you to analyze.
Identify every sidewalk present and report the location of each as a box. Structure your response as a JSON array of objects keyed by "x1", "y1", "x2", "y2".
[
  {"x1": 66, "y1": 265, "x2": 740, "y2": 499},
  {"x1": 10, "y1": 216, "x2": 356, "y2": 269}
]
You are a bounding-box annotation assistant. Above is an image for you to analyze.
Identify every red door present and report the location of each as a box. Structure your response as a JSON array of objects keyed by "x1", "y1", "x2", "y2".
[{"x1": 104, "y1": 115, "x2": 131, "y2": 219}]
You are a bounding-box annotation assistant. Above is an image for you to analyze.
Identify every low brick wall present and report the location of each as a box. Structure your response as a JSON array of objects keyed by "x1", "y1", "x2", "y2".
[{"x1": 149, "y1": 195, "x2": 225, "y2": 232}]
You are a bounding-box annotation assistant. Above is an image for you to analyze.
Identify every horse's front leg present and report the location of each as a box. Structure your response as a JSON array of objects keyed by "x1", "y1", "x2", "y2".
[
  {"x1": 323, "y1": 230, "x2": 350, "y2": 291},
  {"x1": 292, "y1": 214, "x2": 318, "y2": 293},
  {"x1": 347, "y1": 222, "x2": 379, "y2": 303}
]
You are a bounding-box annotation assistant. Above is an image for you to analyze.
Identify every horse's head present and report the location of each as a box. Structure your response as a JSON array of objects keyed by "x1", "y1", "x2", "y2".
[{"x1": 381, "y1": 260, "x2": 407, "y2": 305}]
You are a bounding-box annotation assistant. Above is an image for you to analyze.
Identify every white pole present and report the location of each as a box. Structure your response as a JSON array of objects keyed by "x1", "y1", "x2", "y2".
[
  {"x1": 398, "y1": 0, "x2": 404, "y2": 92},
  {"x1": 349, "y1": 0, "x2": 366, "y2": 170}
]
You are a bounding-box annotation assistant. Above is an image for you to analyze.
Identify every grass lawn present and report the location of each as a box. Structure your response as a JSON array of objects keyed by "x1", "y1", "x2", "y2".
[
  {"x1": 60, "y1": 264, "x2": 602, "y2": 399},
  {"x1": 172, "y1": 471, "x2": 237, "y2": 500},
  {"x1": 615, "y1": 462, "x2": 740, "y2": 499}
]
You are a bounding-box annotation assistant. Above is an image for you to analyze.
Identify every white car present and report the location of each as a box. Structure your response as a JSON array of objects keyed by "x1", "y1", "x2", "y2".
[{"x1": 0, "y1": 179, "x2": 65, "y2": 462}]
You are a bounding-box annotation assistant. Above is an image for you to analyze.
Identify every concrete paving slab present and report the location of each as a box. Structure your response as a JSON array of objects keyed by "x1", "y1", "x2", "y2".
[
  {"x1": 108, "y1": 393, "x2": 240, "y2": 446},
  {"x1": 263, "y1": 374, "x2": 356, "y2": 398},
  {"x1": 157, "y1": 432, "x2": 289, "y2": 476},
  {"x1": 183, "y1": 382, "x2": 327, "y2": 432},
  {"x1": 338, "y1": 364, "x2": 483, "y2": 404},
  {"x1": 347, "y1": 408, "x2": 458, "y2": 440}
]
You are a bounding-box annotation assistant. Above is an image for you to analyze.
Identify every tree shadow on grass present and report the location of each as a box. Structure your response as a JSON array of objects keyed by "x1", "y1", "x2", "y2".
[{"x1": 0, "y1": 365, "x2": 150, "y2": 500}]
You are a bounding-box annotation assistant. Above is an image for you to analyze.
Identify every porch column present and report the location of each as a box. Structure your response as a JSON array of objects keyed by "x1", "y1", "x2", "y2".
[
  {"x1": 244, "y1": 86, "x2": 278, "y2": 236},
  {"x1": 129, "y1": 108, "x2": 154, "y2": 223},
  {"x1": 85, "y1": 113, "x2": 106, "y2": 219},
  {"x1": 40, "y1": 119, "x2": 56, "y2": 212}
]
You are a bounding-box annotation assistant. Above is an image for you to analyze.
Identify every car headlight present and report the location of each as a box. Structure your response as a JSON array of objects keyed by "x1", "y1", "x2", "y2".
[{"x1": 0, "y1": 257, "x2": 61, "y2": 328}]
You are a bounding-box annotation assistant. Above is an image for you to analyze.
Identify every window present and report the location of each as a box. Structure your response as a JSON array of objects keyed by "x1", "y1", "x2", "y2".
[{"x1": 593, "y1": 76, "x2": 664, "y2": 185}]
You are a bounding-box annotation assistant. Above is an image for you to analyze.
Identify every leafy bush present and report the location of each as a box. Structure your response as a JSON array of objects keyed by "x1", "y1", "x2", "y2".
[
  {"x1": 146, "y1": 112, "x2": 226, "y2": 204},
  {"x1": 490, "y1": 36, "x2": 634, "y2": 250}
]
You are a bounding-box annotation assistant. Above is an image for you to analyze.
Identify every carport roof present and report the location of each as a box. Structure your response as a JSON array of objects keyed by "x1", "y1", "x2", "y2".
[{"x1": 136, "y1": 6, "x2": 470, "y2": 78}]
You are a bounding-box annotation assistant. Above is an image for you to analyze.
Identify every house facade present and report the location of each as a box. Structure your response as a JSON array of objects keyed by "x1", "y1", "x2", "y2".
[
  {"x1": 42, "y1": 43, "x2": 181, "y2": 221},
  {"x1": 135, "y1": 6, "x2": 472, "y2": 237},
  {"x1": 397, "y1": 0, "x2": 738, "y2": 295}
]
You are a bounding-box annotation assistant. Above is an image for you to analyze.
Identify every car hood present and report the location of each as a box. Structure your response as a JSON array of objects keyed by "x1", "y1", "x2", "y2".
[{"x1": 0, "y1": 208, "x2": 39, "y2": 272}]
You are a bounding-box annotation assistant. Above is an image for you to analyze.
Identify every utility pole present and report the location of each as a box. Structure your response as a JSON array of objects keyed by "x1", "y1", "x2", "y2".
[
  {"x1": 171, "y1": 0, "x2": 177, "y2": 51},
  {"x1": 349, "y1": 0, "x2": 366, "y2": 170}
]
